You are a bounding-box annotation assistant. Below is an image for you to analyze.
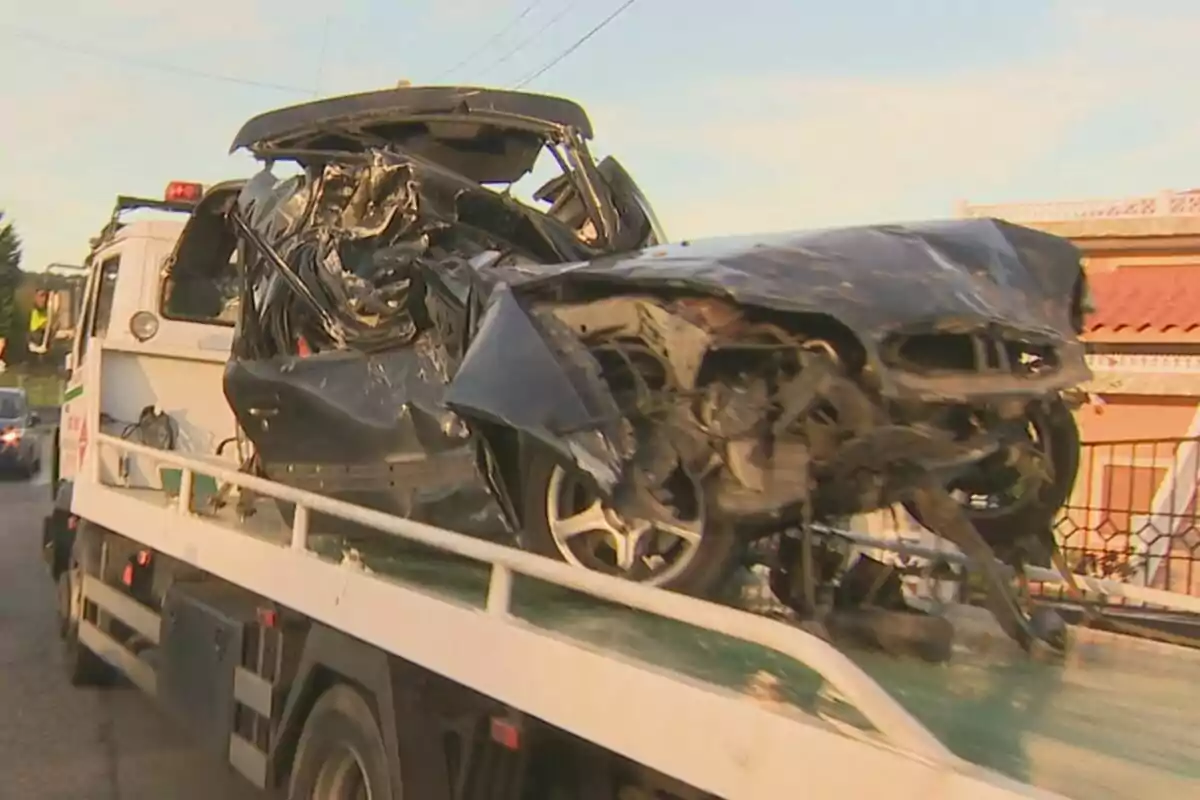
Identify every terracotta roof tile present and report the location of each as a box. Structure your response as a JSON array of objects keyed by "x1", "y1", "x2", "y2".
[{"x1": 1085, "y1": 265, "x2": 1200, "y2": 334}]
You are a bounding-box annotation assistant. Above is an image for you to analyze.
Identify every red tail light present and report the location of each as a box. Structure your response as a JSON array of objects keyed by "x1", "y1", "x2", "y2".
[{"x1": 165, "y1": 181, "x2": 203, "y2": 203}]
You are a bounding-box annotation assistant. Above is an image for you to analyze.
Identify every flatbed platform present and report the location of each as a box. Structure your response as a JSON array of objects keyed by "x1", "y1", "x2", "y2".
[
  {"x1": 94, "y1": 475, "x2": 1200, "y2": 800},
  {"x1": 315, "y1": 536, "x2": 1200, "y2": 800},
  {"x1": 100, "y1": 479, "x2": 1200, "y2": 796},
  {"x1": 855, "y1": 625, "x2": 1200, "y2": 800}
]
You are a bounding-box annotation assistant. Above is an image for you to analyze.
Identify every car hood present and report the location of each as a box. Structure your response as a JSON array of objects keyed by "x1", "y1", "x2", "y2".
[
  {"x1": 438, "y1": 218, "x2": 1094, "y2": 487},
  {"x1": 493, "y1": 218, "x2": 1087, "y2": 345}
]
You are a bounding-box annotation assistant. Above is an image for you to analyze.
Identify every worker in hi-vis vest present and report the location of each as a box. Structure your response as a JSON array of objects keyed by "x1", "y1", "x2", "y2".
[{"x1": 27, "y1": 290, "x2": 50, "y2": 356}]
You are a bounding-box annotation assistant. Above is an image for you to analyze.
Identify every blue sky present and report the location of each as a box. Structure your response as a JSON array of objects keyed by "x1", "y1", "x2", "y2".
[{"x1": 2, "y1": 0, "x2": 1199, "y2": 272}]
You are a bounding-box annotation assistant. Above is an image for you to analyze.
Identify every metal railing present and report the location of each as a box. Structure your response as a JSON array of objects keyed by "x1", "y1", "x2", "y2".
[
  {"x1": 94, "y1": 432, "x2": 956, "y2": 766},
  {"x1": 1048, "y1": 437, "x2": 1200, "y2": 602}
]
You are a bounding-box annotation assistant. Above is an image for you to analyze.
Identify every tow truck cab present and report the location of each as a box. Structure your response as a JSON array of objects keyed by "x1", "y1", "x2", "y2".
[{"x1": 45, "y1": 180, "x2": 240, "y2": 576}]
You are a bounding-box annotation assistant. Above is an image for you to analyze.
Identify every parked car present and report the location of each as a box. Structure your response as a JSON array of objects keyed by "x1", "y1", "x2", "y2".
[
  {"x1": 0, "y1": 387, "x2": 42, "y2": 478},
  {"x1": 162, "y1": 85, "x2": 1091, "y2": 652}
]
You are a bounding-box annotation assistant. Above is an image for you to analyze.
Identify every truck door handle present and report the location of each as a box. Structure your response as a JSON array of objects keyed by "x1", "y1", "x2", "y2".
[{"x1": 248, "y1": 407, "x2": 279, "y2": 419}]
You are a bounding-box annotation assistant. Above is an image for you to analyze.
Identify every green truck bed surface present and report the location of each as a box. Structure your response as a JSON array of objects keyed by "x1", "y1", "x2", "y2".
[
  {"x1": 111, "y1": 486, "x2": 1200, "y2": 799},
  {"x1": 317, "y1": 533, "x2": 1200, "y2": 800}
]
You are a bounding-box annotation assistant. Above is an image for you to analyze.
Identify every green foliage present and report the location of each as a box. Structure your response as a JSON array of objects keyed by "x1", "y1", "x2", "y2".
[
  {"x1": 0, "y1": 210, "x2": 23, "y2": 340},
  {"x1": 0, "y1": 370, "x2": 63, "y2": 406}
]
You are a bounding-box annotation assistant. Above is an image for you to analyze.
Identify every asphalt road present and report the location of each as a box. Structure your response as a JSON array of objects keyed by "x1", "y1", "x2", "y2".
[{"x1": 0, "y1": 434, "x2": 268, "y2": 800}]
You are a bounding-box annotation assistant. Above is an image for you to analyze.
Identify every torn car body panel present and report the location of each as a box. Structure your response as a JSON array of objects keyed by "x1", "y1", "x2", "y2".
[
  {"x1": 483, "y1": 221, "x2": 1091, "y2": 403},
  {"x1": 442, "y1": 283, "x2": 630, "y2": 491},
  {"x1": 223, "y1": 344, "x2": 509, "y2": 539},
  {"x1": 440, "y1": 221, "x2": 1091, "y2": 516}
]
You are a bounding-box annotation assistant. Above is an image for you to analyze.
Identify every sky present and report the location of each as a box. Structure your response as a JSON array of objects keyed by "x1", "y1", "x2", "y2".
[{"x1": 2, "y1": 0, "x2": 1200, "y2": 272}]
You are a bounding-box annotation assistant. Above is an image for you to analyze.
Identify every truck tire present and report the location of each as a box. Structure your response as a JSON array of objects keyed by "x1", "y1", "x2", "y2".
[
  {"x1": 288, "y1": 685, "x2": 396, "y2": 800},
  {"x1": 56, "y1": 522, "x2": 114, "y2": 686}
]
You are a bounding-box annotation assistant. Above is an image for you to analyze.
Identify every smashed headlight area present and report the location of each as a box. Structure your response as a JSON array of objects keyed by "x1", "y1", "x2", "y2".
[{"x1": 195, "y1": 87, "x2": 1094, "y2": 659}]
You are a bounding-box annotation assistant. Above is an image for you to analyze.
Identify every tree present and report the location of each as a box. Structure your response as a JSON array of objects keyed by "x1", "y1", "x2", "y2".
[{"x1": 0, "y1": 211, "x2": 24, "y2": 363}]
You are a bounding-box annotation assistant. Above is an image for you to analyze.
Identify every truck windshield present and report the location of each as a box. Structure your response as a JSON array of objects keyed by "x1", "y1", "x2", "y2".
[{"x1": 161, "y1": 255, "x2": 240, "y2": 326}]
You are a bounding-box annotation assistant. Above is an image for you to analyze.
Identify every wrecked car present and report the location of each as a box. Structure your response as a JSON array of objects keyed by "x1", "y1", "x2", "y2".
[{"x1": 162, "y1": 86, "x2": 1092, "y2": 653}]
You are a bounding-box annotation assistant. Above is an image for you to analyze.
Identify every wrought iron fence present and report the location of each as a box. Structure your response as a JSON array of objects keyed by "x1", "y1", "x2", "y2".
[
  {"x1": 1047, "y1": 437, "x2": 1200, "y2": 601},
  {"x1": 846, "y1": 437, "x2": 1200, "y2": 607}
]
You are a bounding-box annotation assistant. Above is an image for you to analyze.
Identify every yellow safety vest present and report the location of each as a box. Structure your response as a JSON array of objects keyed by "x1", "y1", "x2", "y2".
[{"x1": 29, "y1": 307, "x2": 48, "y2": 333}]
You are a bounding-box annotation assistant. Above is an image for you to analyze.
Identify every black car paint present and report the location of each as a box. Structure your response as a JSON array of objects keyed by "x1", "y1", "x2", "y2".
[
  {"x1": 447, "y1": 220, "x2": 1093, "y2": 436},
  {"x1": 219, "y1": 216, "x2": 1091, "y2": 538},
  {"x1": 164, "y1": 87, "x2": 1093, "y2": 562}
]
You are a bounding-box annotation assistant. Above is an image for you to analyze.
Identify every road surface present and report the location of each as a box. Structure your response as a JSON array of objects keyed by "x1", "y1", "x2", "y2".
[{"x1": 0, "y1": 434, "x2": 268, "y2": 800}]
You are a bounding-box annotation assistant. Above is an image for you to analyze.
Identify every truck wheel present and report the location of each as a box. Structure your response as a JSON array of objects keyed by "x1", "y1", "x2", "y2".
[
  {"x1": 288, "y1": 685, "x2": 395, "y2": 800},
  {"x1": 56, "y1": 523, "x2": 114, "y2": 686}
]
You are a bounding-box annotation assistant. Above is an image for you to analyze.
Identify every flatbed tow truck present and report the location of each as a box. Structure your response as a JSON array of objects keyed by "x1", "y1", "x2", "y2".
[{"x1": 40, "y1": 182, "x2": 1200, "y2": 800}]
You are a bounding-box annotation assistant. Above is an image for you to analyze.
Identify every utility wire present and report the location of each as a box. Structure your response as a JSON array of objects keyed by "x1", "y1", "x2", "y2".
[
  {"x1": 473, "y1": 0, "x2": 585, "y2": 78},
  {"x1": 0, "y1": 23, "x2": 313, "y2": 95},
  {"x1": 431, "y1": 0, "x2": 549, "y2": 82},
  {"x1": 513, "y1": 0, "x2": 641, "y2": 89}
]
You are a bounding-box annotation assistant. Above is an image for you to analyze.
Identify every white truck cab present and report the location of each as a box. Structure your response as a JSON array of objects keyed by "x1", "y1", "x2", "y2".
[{"x1": 55, "y1": 181, "x2": 240, "y2": 492}]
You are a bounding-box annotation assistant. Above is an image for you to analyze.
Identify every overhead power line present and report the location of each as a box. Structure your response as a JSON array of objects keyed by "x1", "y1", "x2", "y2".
[
  {"x1": 513, "y1": 0, "x2": 641, "y2": 89},
  {"x1": 473, "y1": 0, "x2": 586, "y2": 78},
  {"x1": 0, "y1": 24, "x2": 313, "y2": 95},
  {"x1": 431, "y1": 0, "x2": 549, "y2": 82}
]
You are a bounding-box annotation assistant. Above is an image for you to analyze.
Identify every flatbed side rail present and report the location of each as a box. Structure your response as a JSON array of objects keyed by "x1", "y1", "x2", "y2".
[{"x1": 93, "y1": 432, "x2": 955, "y2": 766}]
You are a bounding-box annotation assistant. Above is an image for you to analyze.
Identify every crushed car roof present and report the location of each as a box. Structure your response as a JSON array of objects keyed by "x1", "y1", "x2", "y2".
[{"x1": 229, "y1": 85, "x2": 596, "y2": 155}]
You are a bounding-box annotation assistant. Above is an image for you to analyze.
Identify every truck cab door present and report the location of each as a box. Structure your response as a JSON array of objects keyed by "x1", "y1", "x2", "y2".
[{"x1": 58, "y1": 254, "x2": 120, "y2": 484}]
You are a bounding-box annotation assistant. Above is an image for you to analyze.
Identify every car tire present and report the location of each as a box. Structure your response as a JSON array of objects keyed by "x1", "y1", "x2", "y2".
[
  {"x1": 519, "y1": 448, "x2": 743, "y2": 598},
  {"x1": 906, "y1": 398, "x2": 1081, "y2": 567},
  {"x1": 57, "y1": 522, "x2": 115, "y2": 687},
  {"x1": 287, "y1": 685, "x2": 395, "y2": 800}
]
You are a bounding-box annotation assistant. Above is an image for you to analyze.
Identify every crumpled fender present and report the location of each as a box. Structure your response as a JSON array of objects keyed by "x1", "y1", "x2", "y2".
[{"x1": 444, "y1": 285, "x2": 627, "y2": 491}]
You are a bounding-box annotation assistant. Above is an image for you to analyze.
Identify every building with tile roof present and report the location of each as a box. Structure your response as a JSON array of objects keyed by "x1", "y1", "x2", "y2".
[{"x1": 956, "y1": 190, "x2": 1200, "y2": 595}]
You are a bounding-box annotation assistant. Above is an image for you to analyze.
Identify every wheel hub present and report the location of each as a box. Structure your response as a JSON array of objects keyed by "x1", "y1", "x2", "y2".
[{"x1": 545, "y1": 464, "x2": 704, "y2": 585}]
